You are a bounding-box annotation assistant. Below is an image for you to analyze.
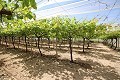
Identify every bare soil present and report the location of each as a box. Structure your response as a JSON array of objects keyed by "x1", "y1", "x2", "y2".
[{"x1": 0, "y1": 43, "x2": 120, "y2": 80}]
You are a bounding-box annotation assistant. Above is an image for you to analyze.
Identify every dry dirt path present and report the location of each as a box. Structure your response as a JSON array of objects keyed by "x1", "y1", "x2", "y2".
[{"x1": 0, "y1": 43, "x2": 120, "y2": 80}]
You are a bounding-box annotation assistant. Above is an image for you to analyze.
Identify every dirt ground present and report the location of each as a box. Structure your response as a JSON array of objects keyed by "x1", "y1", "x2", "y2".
[{"x1": 0, "y1": 43, "x2": 120, "y2": 80}]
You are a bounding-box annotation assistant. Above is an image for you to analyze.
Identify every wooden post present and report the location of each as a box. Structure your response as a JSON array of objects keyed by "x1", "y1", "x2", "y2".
[
  {"x1": 25, "y1": 36, "x2": 27, "y2": 52},
  {"x1": 83, "y1": 38, "x2": 85, "y2": 53},
  {"x1": 38, "y1": 37, "x2": 42, "y2": 56},
  {"x1": 69, "y1": 35, "x2": 73, "y2": 62}
]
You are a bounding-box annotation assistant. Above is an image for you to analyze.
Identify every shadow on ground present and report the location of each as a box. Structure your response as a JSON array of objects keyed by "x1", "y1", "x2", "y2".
[{"x1": 0, "y1": 44, "x2": 120, "y2": 80}]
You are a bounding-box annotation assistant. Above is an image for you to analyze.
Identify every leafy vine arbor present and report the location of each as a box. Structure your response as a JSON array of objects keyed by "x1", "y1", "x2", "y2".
[
  {"x1": 30, "y1": 19, "x2": 50, "y2": 56},
  {"x1": 0, "y1": 15, "x2": 110, "y2": 62},
  {"x1": 102, "y1": 30, "x2": 120, "y2": 50},
  {"x1": 77, "y1": 19, "x2": 99, "y2": 53},
  {"x1": 0, "y1": 0, "x2": 109, "y2": 63},
  {"x1": 1, "y1": 0, "x2": 119, "y2": 62},
  {"x1": 60, "y1": 17, "x2": 78, "y2": 62},
  {"x1": 98, "y1": 23, "x2": 120, "y2": 50}
]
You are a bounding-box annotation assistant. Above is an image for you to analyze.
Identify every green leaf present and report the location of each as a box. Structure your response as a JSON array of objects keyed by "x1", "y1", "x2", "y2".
[
  {"x1": 22, "y1": 1, "x2": 25, "y2": 8},
  {"x1": 24, "y1": 0, "x2": 29, "y2": 7},
  {"x1": 14, "y1": 3, "x2": 19, "y2": 9},
  {"x1": 26, "y1": 13, "x2": 33, "y2": 19},
  {"x1": 8, "y1": 0, "x2": 11, "y2": 2},
  {"x1": 17, "y1": 15, "x2": 23, "y2": 19},
  {"x1": 0, "y1": 4, "x2": 2, "y2": 10},
  {"x1": 30, "y1": 0, "x2": 37, "y2": 9},
  {"x1": 7, "y1": 15, "x2": 12, "y2": 20}
]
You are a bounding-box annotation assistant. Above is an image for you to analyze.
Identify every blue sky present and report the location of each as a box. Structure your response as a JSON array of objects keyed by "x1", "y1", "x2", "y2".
[{"x1": 33, "y1": 0, "x2": 120, "y2": 24}]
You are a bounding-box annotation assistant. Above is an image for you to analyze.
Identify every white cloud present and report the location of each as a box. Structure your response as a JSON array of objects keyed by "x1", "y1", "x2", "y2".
[
  {"x1": 37, "y1": 5, "x2": 120, "y2": 19},
  {"x1": 68, "y1": 6, "x2": 120, "y2": 15},
  {"x1": 35, "y1": 0, "x2": 120, "y2": 20},
  {"x1": 36, "y1": 0, "x2": 72, "y2": 10},
  {"x1": 35, "y1": 0, "x2": 96, "y2": 18},
  {"x1": 36, "y1": 0, "x2": 90, "y2": 12}
]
